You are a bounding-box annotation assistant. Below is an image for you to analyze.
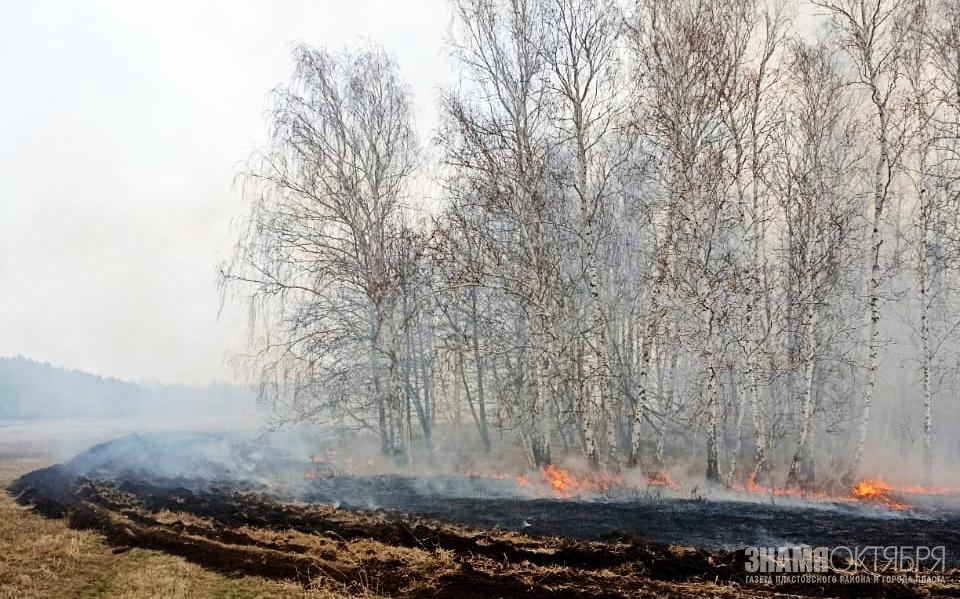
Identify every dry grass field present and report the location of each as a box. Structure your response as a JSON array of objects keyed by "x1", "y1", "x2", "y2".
[{"x1": 0, "y1": 449, "x2": 356, "y2": 599}]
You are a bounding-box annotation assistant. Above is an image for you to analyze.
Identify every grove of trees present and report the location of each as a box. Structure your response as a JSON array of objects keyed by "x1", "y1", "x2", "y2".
[{"x1": 221, "y1": 0, "x2": 960, "y2": 488}]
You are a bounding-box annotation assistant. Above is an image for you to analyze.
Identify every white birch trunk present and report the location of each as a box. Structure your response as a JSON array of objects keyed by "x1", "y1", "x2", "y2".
[
  {"x1": 850, "y1": 123, "x2": 889, "y2": 480},
  {"x1": 919, "y1": 182, "x2": 934, "y2": 482},
  {"x1": 788, "y1": 306, "x2": 818, "y2": 487},
  {"x1": 726, "y1": 366, "x2": 746, "y2": 487}
]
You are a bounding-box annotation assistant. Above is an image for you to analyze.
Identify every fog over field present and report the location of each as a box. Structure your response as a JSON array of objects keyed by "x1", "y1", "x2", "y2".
[{"x1": 0, "y1": 0, "x2": 450, "y2": 385}]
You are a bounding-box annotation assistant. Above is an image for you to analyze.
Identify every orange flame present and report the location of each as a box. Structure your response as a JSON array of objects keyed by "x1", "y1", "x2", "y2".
[
  {"x1": 303, "y1": 449, "x2": 957, "y2": 510},
  {"x1": 732, "y1": 476, "x2": 918, "y2": 510},
  {"x1": 850, "y1": 479, "x2": 909, "y2": 510},
  {"x1": 542, "y1": 464, "x2": 578, "y2": 493},
  {"x1": 845, "y1": 477, "x2": 960, "y2": 510},
  {"x1": 851, "y1": 478, "x2": 888, "y2": 499},
  {"x1": 855, "y1": 478, "x2": 960, "y2": 497},
  {"x1": 535, "y1": 465, "x2": 625, "y2": 497},
  {"x1": 646, "y1": 471, "x2": 680, "y2": 489}
]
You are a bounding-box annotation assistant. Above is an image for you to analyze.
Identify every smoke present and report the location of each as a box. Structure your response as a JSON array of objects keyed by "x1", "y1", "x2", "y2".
[{"x1": 18, "y1": 427, "x2": 952, "y2": 565}]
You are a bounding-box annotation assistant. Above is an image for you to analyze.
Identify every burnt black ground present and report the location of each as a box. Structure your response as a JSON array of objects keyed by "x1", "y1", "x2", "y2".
[
  {"x1": 17, "y1": 432, "x2": 960, "y2": 567},
  {"x1": 383, "y1": 492, "x2": 960, "y2": 559},
  {"x1": 294, "y1": 475, "x2": 960, "y2": 566}
]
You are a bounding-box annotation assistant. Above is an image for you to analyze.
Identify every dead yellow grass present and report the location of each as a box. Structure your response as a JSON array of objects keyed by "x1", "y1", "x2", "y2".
[{"x1": 0, "y1": 454, "x2": 364, "y2": 599}]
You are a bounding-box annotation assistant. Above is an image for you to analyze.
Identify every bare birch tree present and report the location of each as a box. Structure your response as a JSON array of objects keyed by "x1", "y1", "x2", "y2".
[
  {"x1": 544, "y1": 0, "x2": 629, "y2": 467},
  {"x1": 221, "y1": 44, "x2": 419, "y2": 462},
  {"x1": 775, "y1": 40, "x2": 861, "y2": 487},
  {"x1": 443, "y1": 0, "x2": 563, "y2": 466},
  {"x1": 813, "y1": 0, "x2": 909, "y2": 482}
]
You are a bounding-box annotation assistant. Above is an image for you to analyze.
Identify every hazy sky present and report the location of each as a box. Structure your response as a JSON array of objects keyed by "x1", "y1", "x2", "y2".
[{"x1": 0, "y1": 0, "x2": 451, "y2": 384}]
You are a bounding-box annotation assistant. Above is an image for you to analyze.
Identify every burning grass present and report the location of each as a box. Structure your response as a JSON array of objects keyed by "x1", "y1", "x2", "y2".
[
  {"x1": 305, "y1": 443, "x2": 950, "y2": 513},
  {"x1": 8, "y1": 461, "x2": 960, "y2": 599},
  {"x1": 8, "y1": 433, "x2": 960, "y2": 598},
  {"x1": 727, "y1": 474, "x2": 960, "y2": 512}
]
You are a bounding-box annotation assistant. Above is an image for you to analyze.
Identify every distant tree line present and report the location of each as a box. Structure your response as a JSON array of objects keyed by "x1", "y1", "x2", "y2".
[{"x1": 0, "y1": 356, "x2": 252, "y2": 420}]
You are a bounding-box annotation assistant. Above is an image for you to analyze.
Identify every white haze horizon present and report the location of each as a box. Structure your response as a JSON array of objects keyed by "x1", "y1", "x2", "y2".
[
  {"x1": 0, "y1": 0, "x2": 452, "y2": 385},
  {"x1": 0, "y1": 1, "x2": 825, "y2": 387}
]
